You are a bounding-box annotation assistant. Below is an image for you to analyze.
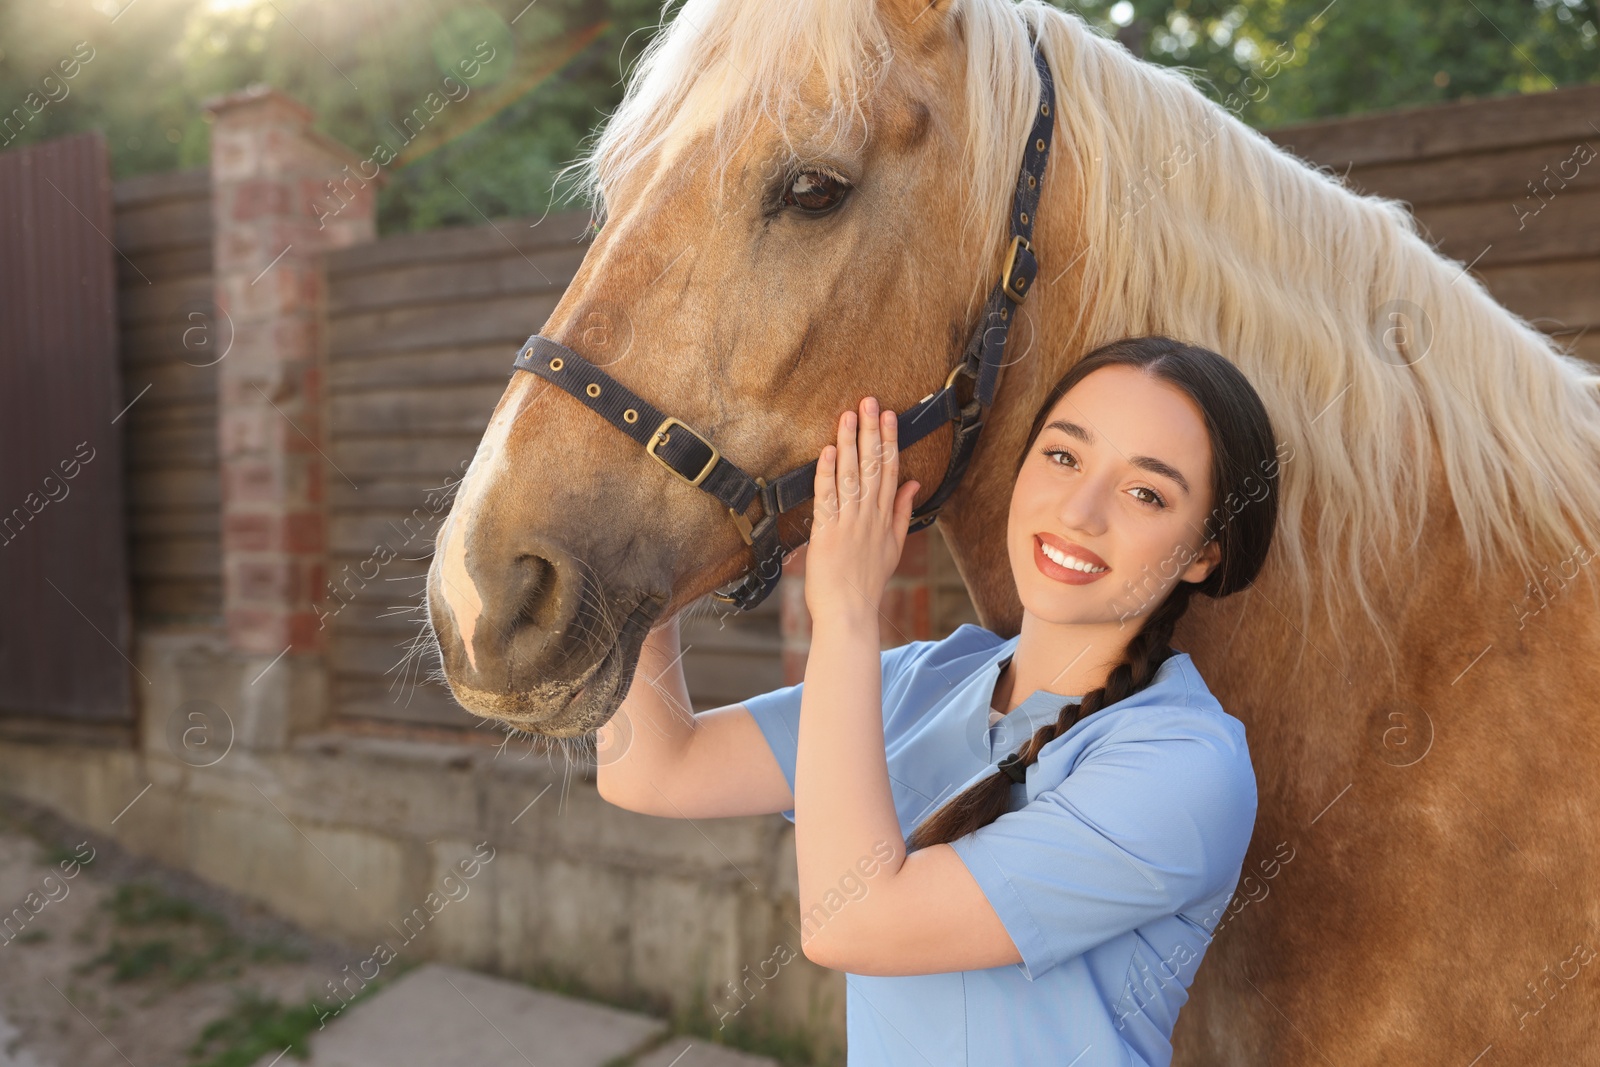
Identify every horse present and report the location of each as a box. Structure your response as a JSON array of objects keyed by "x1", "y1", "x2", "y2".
[{"x1": 424, "y1": 0, "x2": 1600, "y2": 1061}]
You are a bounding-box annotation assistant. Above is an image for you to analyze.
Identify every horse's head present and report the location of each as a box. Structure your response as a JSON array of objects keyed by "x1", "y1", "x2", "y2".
[{"x1": 427, "y1": 0, "x2": 1053, "y2": 735}]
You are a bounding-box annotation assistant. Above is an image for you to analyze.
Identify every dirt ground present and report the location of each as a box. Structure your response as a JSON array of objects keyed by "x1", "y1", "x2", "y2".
[{"x1": 0, "y1": 798, "x2": 357, "y2": 1067}]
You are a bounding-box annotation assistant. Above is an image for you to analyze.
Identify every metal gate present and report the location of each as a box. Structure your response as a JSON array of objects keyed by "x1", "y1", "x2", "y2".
[{"x1": 0, "y1": 130, "x2": 133, "y2": 724}]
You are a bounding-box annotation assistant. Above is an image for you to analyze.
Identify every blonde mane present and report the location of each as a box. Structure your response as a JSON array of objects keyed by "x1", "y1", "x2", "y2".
[{"x1": 562, "y1": 0, "x2": 1600, "y2": 671}]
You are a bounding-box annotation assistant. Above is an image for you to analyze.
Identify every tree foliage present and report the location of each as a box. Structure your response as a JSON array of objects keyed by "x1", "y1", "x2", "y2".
[
  {"x1": 0, "y1": 0, "x2": 1594, "y2": 233},
  {"x1": 1092, "y1": 0, "x2": 1598, "y2": 126}
]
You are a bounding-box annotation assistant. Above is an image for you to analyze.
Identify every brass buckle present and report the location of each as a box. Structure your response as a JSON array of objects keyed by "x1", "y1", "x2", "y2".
[
  {"x1": 1001, "y1": 234, "x2": 1032, "y2": 302},
  {"x1": 728, "y1": 476, "x2": 766, "y2": 546},
  {"x1": 646, "y1": 416, "x2": 719, "y2": 487}
]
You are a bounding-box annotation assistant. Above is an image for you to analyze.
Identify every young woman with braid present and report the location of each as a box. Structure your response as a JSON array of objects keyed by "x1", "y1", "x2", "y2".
[{"x1": 598, "y1": 336, "x2": 1282, "y2": 1066}]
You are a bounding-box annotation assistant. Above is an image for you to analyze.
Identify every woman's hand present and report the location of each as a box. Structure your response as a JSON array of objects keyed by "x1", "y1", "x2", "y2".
[{"x1": 804, "y1": 396, "x2": 921, "y2": 624}]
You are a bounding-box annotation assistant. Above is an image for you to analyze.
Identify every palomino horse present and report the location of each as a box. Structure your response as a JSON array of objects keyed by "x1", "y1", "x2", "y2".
[{"x1": 426, "y1": 0, "x2": 1600, "y2": 1060}]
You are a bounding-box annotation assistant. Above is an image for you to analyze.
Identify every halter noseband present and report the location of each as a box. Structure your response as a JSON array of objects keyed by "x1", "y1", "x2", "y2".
[{"x1": 510, "y1": 40, "x2": 1057, "y2": 612}]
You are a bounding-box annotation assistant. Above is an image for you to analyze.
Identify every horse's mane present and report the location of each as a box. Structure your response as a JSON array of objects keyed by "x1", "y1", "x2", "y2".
[{"x1": 561, "y1": 0, "x2": 1600, "y2": 671}]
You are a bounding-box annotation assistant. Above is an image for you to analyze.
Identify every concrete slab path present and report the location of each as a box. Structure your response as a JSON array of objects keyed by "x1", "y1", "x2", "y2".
[
  {"x1": 260, "y1": 963, "x2": 780, "y2": 1067},
  {"x1": 634, "y1": 1036, "x2": 787, "y2": 1067}
]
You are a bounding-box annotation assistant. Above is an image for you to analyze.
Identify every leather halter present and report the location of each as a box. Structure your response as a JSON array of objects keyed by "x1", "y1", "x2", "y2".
[{"x1": 511, "y1": 40, "x2": 1057, "y2": 612}]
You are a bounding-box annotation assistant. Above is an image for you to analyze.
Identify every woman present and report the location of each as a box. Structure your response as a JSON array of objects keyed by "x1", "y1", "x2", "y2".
[{"x1": 597, "y1": 336, "x2": 1281, "y2": 1066}]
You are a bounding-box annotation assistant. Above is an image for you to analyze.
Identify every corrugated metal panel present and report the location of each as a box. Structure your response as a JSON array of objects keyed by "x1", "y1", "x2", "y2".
[{"x1": 0, "y1": 130, "x2": 134, "y2": 722}]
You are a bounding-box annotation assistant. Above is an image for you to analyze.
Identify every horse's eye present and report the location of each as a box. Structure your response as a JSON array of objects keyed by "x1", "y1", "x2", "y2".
[{"x1": 783, "y1": 170, "x2": 850, "y2": 214}]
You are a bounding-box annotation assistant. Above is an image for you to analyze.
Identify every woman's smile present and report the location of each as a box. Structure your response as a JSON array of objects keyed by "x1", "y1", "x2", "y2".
[{"x1": 1033, "y1": 533, "x2": 1111, "y2": 585}]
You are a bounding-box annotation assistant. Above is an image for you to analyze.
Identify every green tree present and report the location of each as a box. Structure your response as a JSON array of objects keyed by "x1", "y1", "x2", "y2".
[
  {"x1": 1083, "y1": 0, "x2": 1599, "y2": 126},
  {"x1": 2, "y1": 0, "x2": 1595, "y2": 232},
  {"x1": 0, "y1": 0, "x2": 664, "y2": 231}
]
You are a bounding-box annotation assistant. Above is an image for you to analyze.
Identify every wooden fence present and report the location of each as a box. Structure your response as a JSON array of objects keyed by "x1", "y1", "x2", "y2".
[
  {"x1": 322, "y1": 213, "x2": 577, "y2": 727},
  {"x1": 113, "y1": 166, "x2": 220, "y2": 628}
]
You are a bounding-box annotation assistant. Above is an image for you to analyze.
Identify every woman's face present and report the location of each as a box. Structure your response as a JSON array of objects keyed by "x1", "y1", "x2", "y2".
[{"x1": 1006, "y1": 363, "x2": 1221, "y2": 628}]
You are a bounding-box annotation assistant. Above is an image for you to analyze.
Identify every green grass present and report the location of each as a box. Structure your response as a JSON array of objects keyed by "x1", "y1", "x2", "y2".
[
  {"x1": 77, "y1": 883, "x2": 306, "y2": 986},
  {"x1": 87, "y1": 937, "x2": 181, "y2": 982},
  {"x1": 38, "y1": 841, "x2": 90, "y2": 868},
  {"x1": 186, "y1": 989, "x2": 327, "y2": 1067},
  {"x1": 107, "y1": 883, "x2": 207, "y2": 926},
  {"x1": 186, "y1": 972, "x2": 394, "y2": 1067}
]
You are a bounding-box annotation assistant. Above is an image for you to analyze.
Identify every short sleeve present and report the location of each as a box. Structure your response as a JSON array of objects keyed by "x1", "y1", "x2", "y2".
[
  {"x1": 741, "y1": 640, "x2": 933, "y2": 823},
  {"x1": 948, "y1": 722, "x2": 1257, "y2": 980}
]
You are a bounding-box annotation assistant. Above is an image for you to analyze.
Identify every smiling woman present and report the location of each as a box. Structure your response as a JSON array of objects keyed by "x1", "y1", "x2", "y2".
[
  {"x1": 771, "y1": 336, "x2": 1279, "y2": 1066},
  {"x1": 907, "y1": 334, "x2": 1282, "y2": 852}
]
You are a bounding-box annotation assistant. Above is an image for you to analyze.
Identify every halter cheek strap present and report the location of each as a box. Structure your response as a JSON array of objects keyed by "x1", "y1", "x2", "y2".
[{"x1": 510, "y1": 38, "x2": 1057, "y2": 612}]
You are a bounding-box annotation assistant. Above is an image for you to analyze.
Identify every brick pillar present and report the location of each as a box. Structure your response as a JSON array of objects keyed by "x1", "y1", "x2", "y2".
[
  {"x1": 203, "y1": 84, "x2": 377, "y2": 657},
  {"x1": 778, "y1": 535, "x2": 936, "y2": 686}
]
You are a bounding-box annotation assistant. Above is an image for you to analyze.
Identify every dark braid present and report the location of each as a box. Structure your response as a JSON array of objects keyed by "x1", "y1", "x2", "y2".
[
  {"x1": 902, "y1": 334, "x2": 1280, "y2": 853},
  {"x1": 905, "y1": 581, "x2": 1198, "y2": 852}
]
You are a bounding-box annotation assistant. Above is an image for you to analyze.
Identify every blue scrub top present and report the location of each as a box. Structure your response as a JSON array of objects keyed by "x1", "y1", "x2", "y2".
[{"x1": 741, "y1": 623, "x2": 1258, "y2": 1067}]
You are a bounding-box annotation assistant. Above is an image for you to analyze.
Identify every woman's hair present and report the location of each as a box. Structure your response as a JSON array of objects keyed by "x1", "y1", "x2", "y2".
[{"x1": 905, "y1": 335, "x2": 1281, "y2": 852}]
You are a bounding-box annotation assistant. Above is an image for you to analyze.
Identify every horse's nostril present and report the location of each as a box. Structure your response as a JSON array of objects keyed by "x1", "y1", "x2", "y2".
[{"x1": 509, "y1": 553, "x2": 555, "y2": 630}]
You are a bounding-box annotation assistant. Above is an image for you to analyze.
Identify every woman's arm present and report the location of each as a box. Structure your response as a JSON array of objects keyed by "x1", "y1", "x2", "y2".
[
  {"x1": 793, "y1": 398, "x2": 1023, "y2": 974},
  {"x1": 595, "y1": 614, "x2": 796, "y2": 820},
  {"x1": 794, "y1": 616, "x2": 1022, "y2": 973}
]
